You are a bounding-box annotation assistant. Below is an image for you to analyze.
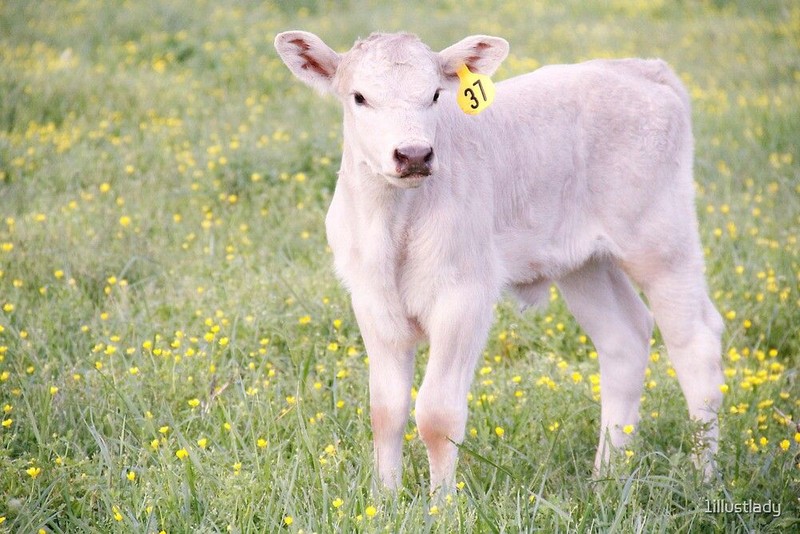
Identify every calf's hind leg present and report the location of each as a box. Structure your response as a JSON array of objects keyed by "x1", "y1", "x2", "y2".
[
  {"x1": 556, "y1": 258, "x2": 654, "y2": 470},
  {"x1": 628, "y1": 257, "x2": 724, "y2": 477}
]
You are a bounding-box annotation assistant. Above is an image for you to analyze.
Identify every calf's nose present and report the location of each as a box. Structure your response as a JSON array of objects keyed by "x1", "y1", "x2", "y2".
[{"x1": 393, "y1": 144, "x2": 434, "y2": 177}]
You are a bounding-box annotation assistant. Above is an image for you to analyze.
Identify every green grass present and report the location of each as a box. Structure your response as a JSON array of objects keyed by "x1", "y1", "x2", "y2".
[{"x1": 1, "y1": 0, "x2": 798, "y2": 532}]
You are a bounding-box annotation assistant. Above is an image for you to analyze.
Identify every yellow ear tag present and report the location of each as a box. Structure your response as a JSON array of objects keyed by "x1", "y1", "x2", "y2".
[{"x1": 456, "y1": 64, "x2": 496, "y2": 115}]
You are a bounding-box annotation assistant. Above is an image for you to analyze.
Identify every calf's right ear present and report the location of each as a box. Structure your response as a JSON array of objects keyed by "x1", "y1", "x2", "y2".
[{"x1": 274, "y1": 31, "x2": 340, "y2": 93}]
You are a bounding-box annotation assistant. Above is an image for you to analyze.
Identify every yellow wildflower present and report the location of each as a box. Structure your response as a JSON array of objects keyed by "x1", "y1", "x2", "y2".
[{"x1": 26, "y1": 466, "x2": 42, "y2": 478}]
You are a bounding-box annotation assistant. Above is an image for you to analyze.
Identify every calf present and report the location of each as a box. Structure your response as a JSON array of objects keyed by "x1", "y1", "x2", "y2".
[{"x1": 275, "y1": 31, "x2": 723, "y2": 491}]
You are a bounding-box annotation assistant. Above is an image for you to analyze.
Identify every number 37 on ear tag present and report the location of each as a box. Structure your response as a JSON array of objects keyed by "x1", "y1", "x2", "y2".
[{"x1": 456, "y1": 64, "x2": 496, "y2": 115}]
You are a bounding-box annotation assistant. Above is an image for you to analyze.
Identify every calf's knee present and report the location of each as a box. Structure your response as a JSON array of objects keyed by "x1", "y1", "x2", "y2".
[{"x1": 415, "y1": 400, "x2": 466, "y2": 448}]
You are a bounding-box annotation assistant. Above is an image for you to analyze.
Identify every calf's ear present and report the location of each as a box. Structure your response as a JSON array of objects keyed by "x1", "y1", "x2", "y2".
[
  {"x1": 439, "y1": 35, "x2": 509, "y2": 78},
  {"x1": 274, "y1": 31, "x2": 340, "y2": 93}
]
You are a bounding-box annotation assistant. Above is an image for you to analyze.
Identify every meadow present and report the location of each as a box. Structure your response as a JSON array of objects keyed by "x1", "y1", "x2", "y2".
[{"x1": 1, "y1": 0, "x2": 798, "y2": 532}]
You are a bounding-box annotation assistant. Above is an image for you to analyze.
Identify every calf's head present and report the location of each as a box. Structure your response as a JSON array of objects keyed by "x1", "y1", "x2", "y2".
[{"x1": 275, "y1": 31, "x2": 508, "y2": 188}]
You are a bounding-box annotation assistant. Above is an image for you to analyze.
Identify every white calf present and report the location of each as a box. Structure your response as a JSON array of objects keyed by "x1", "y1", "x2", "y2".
[{"x1": 275, "y1": 31, "x2": 724, "y2": 491}]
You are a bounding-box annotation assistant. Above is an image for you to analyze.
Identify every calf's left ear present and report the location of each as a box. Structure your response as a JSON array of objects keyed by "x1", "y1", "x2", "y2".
[
  {"x1": 439, "y1": 35, "x2": 509, "y2": 78},
  {"x1": 274, "y1": 30, "x2": 340, "y2": 93}
]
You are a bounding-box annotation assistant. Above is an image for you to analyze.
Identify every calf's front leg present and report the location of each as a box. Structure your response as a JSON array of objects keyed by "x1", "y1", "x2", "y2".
[
  {"x1": 352, "y1": 295, "x2": 416, "y2": 489},
  {"x1": 415, "y1": 287, "x2": 494, "y2": 492}
]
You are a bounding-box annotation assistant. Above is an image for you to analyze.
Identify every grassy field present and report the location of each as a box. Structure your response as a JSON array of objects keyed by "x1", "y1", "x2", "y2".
[{"x1": 1, "y1": 0, "x2": 798, "y2": 532}]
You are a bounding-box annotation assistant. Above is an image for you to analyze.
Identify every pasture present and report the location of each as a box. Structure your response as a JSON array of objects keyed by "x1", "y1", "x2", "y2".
[{"x1": 0, "y1": 0, "x2": 798, "y2": 532}]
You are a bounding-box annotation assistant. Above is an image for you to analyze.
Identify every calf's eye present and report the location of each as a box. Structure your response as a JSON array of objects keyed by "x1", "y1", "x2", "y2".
[
  {"x1": 353, "y1": 92, "x2": 366, "y2": 105},
  {"x1": 432, "y1": 90, "x2": 440, "y2": 103}
]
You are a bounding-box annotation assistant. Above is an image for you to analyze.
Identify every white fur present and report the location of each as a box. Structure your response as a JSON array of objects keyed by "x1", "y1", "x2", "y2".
[{"x1": 275, "y1": 31, "x2": 724, "y2": 491}]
